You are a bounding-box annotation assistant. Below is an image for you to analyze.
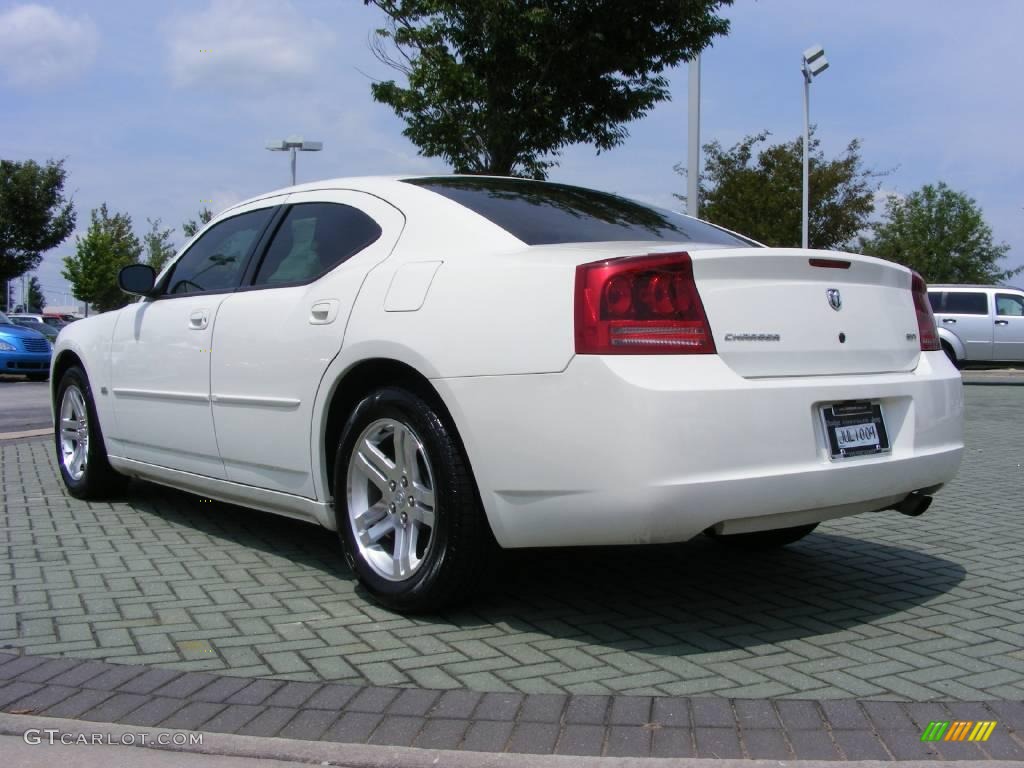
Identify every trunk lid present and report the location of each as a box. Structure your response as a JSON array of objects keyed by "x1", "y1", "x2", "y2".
[{"x1": 690, "y1": 247, "x2": 921, "y2": 377}]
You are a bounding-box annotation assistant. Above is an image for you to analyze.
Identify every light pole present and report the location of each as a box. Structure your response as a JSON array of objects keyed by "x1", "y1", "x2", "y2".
[
  {"x1": 266, "y1": 136, "x2": 323, "y2": 186},
  {"x1": 687, "y1": 54, "x2": 701, "y2": 218},
  {"x1": 801, "y1": 45, "x2": 829, "y2": 249}
]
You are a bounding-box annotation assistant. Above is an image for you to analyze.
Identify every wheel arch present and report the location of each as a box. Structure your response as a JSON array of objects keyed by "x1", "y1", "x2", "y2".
[
  {"x1": 51, "y1": 349, "x2": 86, "y2": 409},
  {"x1": 318, "y1": 357, "x2": 482, "y2": 528},
  {"x1": 936, "y1": 327, "x2": 965, "y2": 362}
]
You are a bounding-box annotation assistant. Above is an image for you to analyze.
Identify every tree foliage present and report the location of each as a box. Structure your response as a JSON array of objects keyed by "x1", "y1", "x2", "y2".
[
  {"x1": 0, "y1": 159, "x2": 76, "y2": 285},
  {"x1": 182, "y1": 207, "x2": 213, "y2": 239},
  {"x1": 678, "y1": 129, "x2": 881, "y2": 250},
  {"x1": 62, "y1": 204, "x2": 143, "y2": 313},
  {"x1": 860, "y1": 182, "x2": 1019, "y2": 284},
  {"x1": 27, "y1": 275, "x2": 45, "y2": 312},
  {"x1": 366, "y1": 0, "x2": 732, "y2": 178},
  {"x1": 144, "y1": 217, "x2": 176, "y2": 273}
]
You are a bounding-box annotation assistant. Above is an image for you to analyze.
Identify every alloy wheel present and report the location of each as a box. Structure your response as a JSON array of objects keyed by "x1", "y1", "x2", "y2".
[
  {"x1": 346, "y1": 418, "x2": 437, "y2": 581},
  {"x1": 59, "y1": 385, "x2": 90, "y2": 481}
]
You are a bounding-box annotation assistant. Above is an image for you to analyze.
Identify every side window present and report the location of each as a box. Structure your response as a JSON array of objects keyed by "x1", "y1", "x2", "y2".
[
  {"x1": 927, "y1": 292, "x2": 942, "y2": 312},
  {"x1": 252, "y1": 202, "x2": 382, "y2": 287},
  {"x1": 163, "y1": 208, "x2": 274, "y2": 296},
  {"x1": 942, "y1": 292, "x2": 988, "y2": 315},
  {"x1": 996, "y1": 294, "x2": 1024, "y2": 316}
]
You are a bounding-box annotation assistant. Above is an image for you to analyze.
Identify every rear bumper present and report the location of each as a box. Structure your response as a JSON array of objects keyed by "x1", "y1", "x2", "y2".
[{"x1": 435, "y1": 351, "x2": 964, "y2": 548}]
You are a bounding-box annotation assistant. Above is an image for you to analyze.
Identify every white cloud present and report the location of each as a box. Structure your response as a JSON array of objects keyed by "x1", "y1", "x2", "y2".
[
  {"x1": 0, "y1": 4, "x2": 98, "y2": 87},
  {"x1": 165, "y1": 0, "x2": 334, "y2": 91}
]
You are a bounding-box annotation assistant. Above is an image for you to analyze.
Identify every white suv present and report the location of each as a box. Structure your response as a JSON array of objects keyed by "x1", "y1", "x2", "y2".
[{"x1": 928, "y1": 285, "x2": 1024, "y2": 366}]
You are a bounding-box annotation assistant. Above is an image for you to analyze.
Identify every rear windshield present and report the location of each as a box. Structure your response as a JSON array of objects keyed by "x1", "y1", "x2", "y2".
[{"x1": 404, "y1": 176, "x2": 757, "y2": 247}]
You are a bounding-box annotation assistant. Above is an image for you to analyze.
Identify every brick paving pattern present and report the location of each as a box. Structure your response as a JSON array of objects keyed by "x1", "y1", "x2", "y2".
[
  {"x1": 1, "y1": 651, "x2": 1023, "y2": 760},
  {"x1": 1, "y1": 387, "x2": 1022, "y2": 700}
]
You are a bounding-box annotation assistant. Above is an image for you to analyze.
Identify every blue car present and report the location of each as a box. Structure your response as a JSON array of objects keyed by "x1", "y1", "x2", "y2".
[{"x1": 0, "y1": 310, "x2": 51, "y2": 381}]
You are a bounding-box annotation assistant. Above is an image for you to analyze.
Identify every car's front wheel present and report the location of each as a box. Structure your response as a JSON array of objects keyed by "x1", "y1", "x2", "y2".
[
  {"x1": 705, "y1": 523, "x2": 818, "y2": 550},
  {"x1": 334, "y1": 386, "x2": 492, "y2": 613},
  {"x1": 55, "y1": 365, "x2": 125, "y2": 499}
]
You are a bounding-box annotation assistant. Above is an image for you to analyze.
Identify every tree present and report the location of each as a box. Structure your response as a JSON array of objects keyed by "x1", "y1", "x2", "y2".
[
  {"x1": 365, "y1": 0, "x2": 732, "y2": 178},
  {"x1": 182, "y1": 207, "x2": 212, "y2": 239},
  {"x1": 62, "y1": 204, "x2": 143, "y2": 313},
  {"x1": 0, "y1": 159, "x2": 76, "y2": 286},
  {"x1": 860, "y1": 182, "x2": 1019, "y2": 284},
  {"x1": 144, "y1": 217, "x2": 176, "y2": 272},
  {"x1": 27, "y1": 275, "x2": 45, "y2": 312},
  {"x1": 677, "y1": 129, "x2": 881, "y2": 250}
]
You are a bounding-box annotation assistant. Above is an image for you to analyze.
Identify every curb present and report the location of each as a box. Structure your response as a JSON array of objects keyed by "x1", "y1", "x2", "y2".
[
  {"x1": 5, "y1": 713, "x2": 1024, "y2": 768},
  {"x1": 0, "y1": 427, "x2": 50, "y2": 441},
  {"x1": 1, "y1": 651, "x2": 1023, "y2": 762}
]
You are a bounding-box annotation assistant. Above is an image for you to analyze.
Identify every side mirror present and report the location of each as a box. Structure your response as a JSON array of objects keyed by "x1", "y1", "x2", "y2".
[{"x1": 118, "y1": 264, "x2": 157, "y2": 297}]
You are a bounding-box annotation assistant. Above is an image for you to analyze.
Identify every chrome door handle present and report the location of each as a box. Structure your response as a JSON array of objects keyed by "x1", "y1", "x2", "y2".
[
  {"x1": 995, "y1": 320, "x2": 1009, "y2": 326},
  {"x1": 189, "y1": 310, "x2": 209, "y2": 330},
  {"x1": 942, "y1": 318, "x2": 957, "y2": 324}
]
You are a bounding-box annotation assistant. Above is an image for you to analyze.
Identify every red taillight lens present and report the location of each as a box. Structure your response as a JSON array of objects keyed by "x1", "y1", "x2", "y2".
[
  {"x1": 911, "y1": 270, "x2": 940, "y2": 351},
  {"x1": 574, "y1": 251, "x2": 716, "y2": 354}
]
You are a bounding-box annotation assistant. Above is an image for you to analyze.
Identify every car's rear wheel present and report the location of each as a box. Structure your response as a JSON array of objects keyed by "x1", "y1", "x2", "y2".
[
  {"x1": 334, "y1": 386, "x2": 491, "y2": 613},
  {"x1": 55, "y1": 365, "x2": 125, "y2": 499},
  {"x1": 705, "y1": 522, "x2": 818, "y2": 550}
]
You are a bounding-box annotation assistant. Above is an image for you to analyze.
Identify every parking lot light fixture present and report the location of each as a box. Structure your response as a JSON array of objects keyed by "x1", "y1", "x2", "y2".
[
  {"x1": 266, "y1": 136, "x2": 323, "y2": 186},
  {"x1": 801, "y1": 45, "x2": 829, "y2": 249}
]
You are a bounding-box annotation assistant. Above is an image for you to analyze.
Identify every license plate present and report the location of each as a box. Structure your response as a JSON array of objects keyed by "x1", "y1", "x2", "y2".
[{"x1": 820, "y1": 401, "x2": 890, "y2": 459}]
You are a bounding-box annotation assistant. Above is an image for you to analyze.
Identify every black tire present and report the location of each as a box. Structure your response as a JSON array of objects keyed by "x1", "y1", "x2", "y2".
[
  {"x1": 941, "y1": 343, "x2": 962, "y2": 369},
  {"x1": 334, "y1": 386, "x2": 493, "y2": 613},
  {"x1": 54, "y1": 365, "x2": 125, "y2": 499},
  {"x1": 27, "y1": 373, "x2": 49, "y2": 382},
  {"x1": 705, "y1": 522, "x2": 818, "y2": 551}
]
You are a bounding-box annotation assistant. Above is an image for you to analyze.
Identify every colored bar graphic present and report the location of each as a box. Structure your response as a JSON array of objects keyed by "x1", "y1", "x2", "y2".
[
  {"x1": 921, "y1": 721, "x2": 949, "y2": 741},
  {"x1": 968, "y1": 721, "x2": 997, "y2": 742},
  {"x1": 921, "y1": 720, "x2": 996, "y2": 742}
]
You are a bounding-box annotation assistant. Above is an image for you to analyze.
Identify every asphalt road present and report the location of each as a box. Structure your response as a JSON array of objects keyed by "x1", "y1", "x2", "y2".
[{"x1": 0, "y1": 378, "x2": 50, "y2": 434}]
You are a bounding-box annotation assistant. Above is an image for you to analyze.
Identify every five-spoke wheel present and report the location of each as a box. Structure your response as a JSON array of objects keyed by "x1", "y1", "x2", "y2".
[
  {"x1": 347, "y1": 418, "x2": 437, "y2": 581},
  {"x1": 335, "y1": 386, "x2": 492, "y2": 612},
  {"x1": 58, "y1": 384, "x2": 90, "y2": 481},
  {"x1": 54, "y1": 365, "x2": 124, "y2": 499}
]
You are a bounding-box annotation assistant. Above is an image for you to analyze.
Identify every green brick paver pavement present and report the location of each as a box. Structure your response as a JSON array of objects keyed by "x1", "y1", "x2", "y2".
[{"x1": 1, "y1": 386, "x2": 1022, "y2": 699}]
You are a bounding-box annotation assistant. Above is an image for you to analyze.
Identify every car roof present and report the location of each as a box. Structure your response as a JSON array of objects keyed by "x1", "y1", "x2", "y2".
[
  {"x1": 928, "y1": 284, "x2": 1023, "y2": 291},
  {"x1": 8, "y1": 313, "x2": 44, "y2": 319},
  {"x1": 219, "y1": 173, "x2": 654, "y2": 218}
]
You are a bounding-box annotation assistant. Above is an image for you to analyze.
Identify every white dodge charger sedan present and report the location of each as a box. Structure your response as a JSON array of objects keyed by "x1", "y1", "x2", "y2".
[{"x1": 52, "y1": 176, "x2": 964, "y2": 611}]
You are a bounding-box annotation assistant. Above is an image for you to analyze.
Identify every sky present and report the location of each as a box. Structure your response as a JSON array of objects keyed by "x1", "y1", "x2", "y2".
[{"x1": 2, "y1": 0, "x2": 1022, "y2": 309}]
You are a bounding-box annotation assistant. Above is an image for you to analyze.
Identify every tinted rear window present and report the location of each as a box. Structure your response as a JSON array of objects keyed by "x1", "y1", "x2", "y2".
[{"x1": 405, "y1": 177, "x2": 756, "y2": 247}]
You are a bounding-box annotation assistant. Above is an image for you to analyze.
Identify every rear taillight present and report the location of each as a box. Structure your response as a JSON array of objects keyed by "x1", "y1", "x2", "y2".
[
  {"x1": 911, "y1": 271, "x2": 940, "y2": 351},
  {"x1": 574, "y1": 251, "x2": 716, "y2": 354}
]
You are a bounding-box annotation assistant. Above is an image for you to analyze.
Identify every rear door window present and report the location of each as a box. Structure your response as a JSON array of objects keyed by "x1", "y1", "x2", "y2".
[
  {"x1": 252, "y1": 202, "x2": 382, "y2": 287},
  {"x1": 996, "y1": 294, "x2": 1024, "y2": 316},
  {"x1": 941, "y1": 292, "x2": 988, "y2": 315},
  {"x1": 404, "y1": 176, "x2": 756, "y2": 247}
]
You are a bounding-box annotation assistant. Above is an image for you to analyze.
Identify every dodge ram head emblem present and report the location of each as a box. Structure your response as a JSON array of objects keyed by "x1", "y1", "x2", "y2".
[{"x1": 827, "y1": 288, "x2": 842, "y2": 311}]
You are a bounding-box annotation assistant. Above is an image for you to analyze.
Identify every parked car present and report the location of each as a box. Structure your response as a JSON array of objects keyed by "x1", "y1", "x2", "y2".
[
  {"x1": 51, "y1": 176, "x2": 964, "y2": 611},
  {"x1": 9, "y1": 315, "x2": 59, "y2": 341},
  {"x1": 0, "y1": 311, "x2": 51, "y2": 380},
  {"x1": 43, "y1": 312, "x2": 78, "y2": 326},
  {"x1": 927, "y1": 285, "x2": 1024, "y2": 367},
  {"x1": 9, "y1": 312, "x2": 60, "y2": 331}
]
